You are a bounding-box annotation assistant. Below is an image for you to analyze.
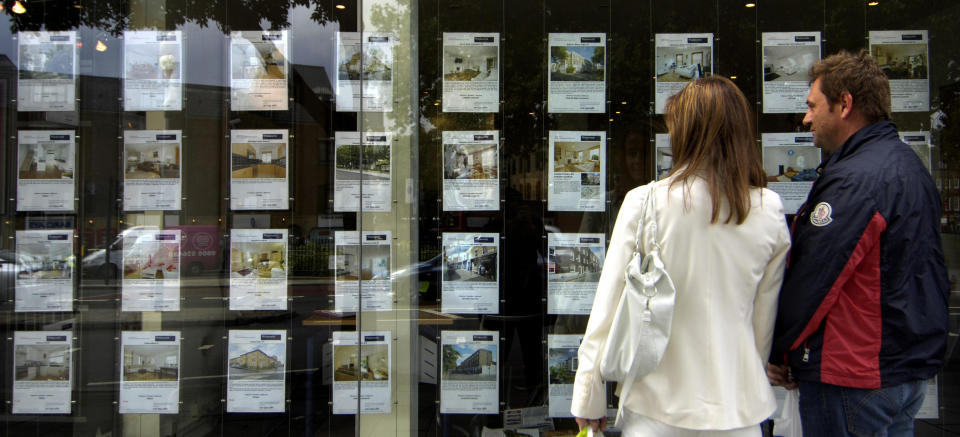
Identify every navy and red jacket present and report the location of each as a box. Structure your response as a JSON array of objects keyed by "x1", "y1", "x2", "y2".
[{"x1": 771, "y1": 121, "x2": 948, "y2": 389}]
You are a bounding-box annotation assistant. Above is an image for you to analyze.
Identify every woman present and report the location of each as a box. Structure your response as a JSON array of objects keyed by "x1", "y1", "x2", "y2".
[{"x1": 572, "y1": 76, "x2": 790, "y2": 437}]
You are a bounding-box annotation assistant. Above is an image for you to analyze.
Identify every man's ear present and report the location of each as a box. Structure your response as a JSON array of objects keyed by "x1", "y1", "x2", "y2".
[{"x1": 839, "y1": 92, "x2": 854, "y2": 119}]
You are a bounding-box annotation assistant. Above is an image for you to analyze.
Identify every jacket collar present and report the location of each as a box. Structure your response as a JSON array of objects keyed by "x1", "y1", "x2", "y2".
[{"x1": 818, "y1": 120, "x2": 899, "y2": 172}]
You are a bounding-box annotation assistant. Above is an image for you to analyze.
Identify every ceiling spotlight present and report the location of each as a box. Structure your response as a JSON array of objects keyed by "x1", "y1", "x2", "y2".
[
  {"x1": 730, "y1": 75, "x2": 738, "y2": 79},
  {"x1": 745, "y1": 2, "x2": 756, "y2": 7},
  {"x1": 336, "y1": 4, "x2": 346, "y2": 9},
  {"x1": 868, "y1": 1, "x2": 879, "y2": 5}
]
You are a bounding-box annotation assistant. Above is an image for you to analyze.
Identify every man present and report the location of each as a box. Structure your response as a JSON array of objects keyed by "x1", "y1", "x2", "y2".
[{"x1": 769, "y1": 50, "x2": 948, "y2": 436}]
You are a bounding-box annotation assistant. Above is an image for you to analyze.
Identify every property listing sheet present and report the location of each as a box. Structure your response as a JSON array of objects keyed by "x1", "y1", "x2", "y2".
[
  {"x1": 442, "y1": 131, "x2": 499, "y2": 211},
  {"x1": 12, "y1": 331, "x2": 72, "y2": 414},
  {"x1": 870, "y1": 30, "x2": 929, "y2": 112},
  {"x1": 761, "y1": 133, "x2": 820, "y2": 214},
  {"x1": 119, "y1": 331, "x2": 180, "y2": 414},
  {"x1": 548, "y1": 33, "x2": 606, "y2": 113},
  {"x1": 333, "y1": 132, "x2": 392, "y2": 212},
  {"x1": 440, "y1": 331, "x2": 499, "y2": 414},
  {"x1": 229, "y1": 229, "x2": 288, "y2": 310},
  {"x1": 18, "y1": 31, "x2": 76, "y2": 112},
  {"x1": 123, "y1": 130, "x2": 182, "y2": 211},
  {"x1": 17, "y1": 130, "x2": 75, "y2": 212},
  {"x1": 335, "y1": 32, "x2": 394, "y2": 112},
  {"x1": 230, "y1": 30, "x2": 289, "y2": 111},
  {"x1": 121, "y1": 228, "x2": 181, "y2": 312},
  {"x1": 227, "y1": 330, "x2": 287, "y2": 413},
  {"x1": 547, "y1": 334, "x2": 582, "y2": 418},
  {"x1": 548, "y1": 131, "x2": 605, "y2": 212},
  {"x1": 15, "y1": 230, "x2": 73, "y2": 312},
  {"x1": 230, "y1": 129, "x2": 289, "y2": 210},
  {"x1": 916, "y1": 376, "x2": 940, "y2": 419},
  {"x1": 654, "y1": 33, "x2": 712, "y2": 114},
  {"x1": 331, "y1": 331, "x2": 392, "y2": 414},
  {"x1": 334, "y1": 231, "x2": 393, "y2": 312},
  {"x1": 547, "y1": 233, "x2": 604, "y2": 315},
  {"x1": 655, "y1": 133, "x2": 672, "y2": 181},
  {"x1": 123, "y1": 30, "x2": 183, "y2": 111},
  {"x1": 762, "y1": 32, "x2": 820, "y2": 114},
  {"x1": 900, "y1": 131, "x2": 932, "y2": 173},
  {"x1": 441, "y1": 233, "x2": 499, "y2": 314},
  {"x1": 442, "y1": 33, "x2": 500, "y2": 113}
]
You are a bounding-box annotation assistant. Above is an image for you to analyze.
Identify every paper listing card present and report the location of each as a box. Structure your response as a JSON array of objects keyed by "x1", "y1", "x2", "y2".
[
  {"x1": 17, "y1": 130, "x2": 75, "y2": 212},
  {"x1": 334, "y1": 231, "x2": 393, "y2": 313},
  {"x1": 15, "y1": 230, "x2": 74, "y2": 312},
  {"x1": 441, "y1": 233, "x2": 499, "y2": 314},
  {"x1": 121, "y1": 228, "x2": 181, "y2": 312},
  {"x1": 761, "y1": 133, "x2": 821, "y2": 214},
  {"x1": 548, "y1": 33, "x2": 606, "y2": 113},
  {"x1": 229, "y1": 229, "x2": 289, "y2": 311},
  {"x1": 548, "y1": 131, "x2": 605, "y2": 212},
  {"x1": 18, "y1": 31, "x2": 76, "y2": 112},
  {"x1": 123, "y1": 30, "x2": 183, "y2": 111},
  {"x1": 331, "y1": 331, "x2": 392, "y2": 414},
  {"x1": 547, "y1": 233, "x2": 604, "y2": 315},
  {"x1": 761, "y1": 32, "x2": 820, "y2": 114},
  {"x1": 335, "y1": 32, "x2": 395, "y2": 112},
  {"x1": 227, "y1": 330, "x2": 287, "y2": 413},
  {"x1": 12, "y1": 331, "x2": 72, "y2": 414},
  {"x1": 123, "y1": 130, "x2": 182, "y2": 211},
  {"x1": 440, "y1": 331, "x2": 499, "y2": 414},
  {"x1": 442, "y1": 131, "x2": 500, "y2": 211},
  {"x1": 119, "y1": 331, "x2": 180, "y2": 414},
  {"x1": 442, "y1": 33, "x2": 500, "y2": 113}
]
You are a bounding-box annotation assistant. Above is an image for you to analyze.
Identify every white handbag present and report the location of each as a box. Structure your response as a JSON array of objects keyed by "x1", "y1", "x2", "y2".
[{"x1": 598, "y1": 182, "x2": 677, "y2": 425}]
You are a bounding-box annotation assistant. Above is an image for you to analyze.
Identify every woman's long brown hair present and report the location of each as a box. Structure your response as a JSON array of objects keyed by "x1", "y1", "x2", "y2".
[{"x1": 663, "y1": 76, "x2": 766, "y2": 224}]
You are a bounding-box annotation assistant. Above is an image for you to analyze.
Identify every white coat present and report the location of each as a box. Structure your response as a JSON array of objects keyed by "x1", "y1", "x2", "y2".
[{"x1": 571, "y1": 176, "x2": 791, "y2": 430}]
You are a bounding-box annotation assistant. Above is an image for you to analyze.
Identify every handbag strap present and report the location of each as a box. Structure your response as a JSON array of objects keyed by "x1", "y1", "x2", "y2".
[{"x1": 633, "y1": 182, "x2": 661, "y2": 256}]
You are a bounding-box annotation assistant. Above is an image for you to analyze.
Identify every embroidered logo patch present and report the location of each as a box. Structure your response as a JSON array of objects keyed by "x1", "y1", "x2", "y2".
[{"x1": 810, "y1": 202, "x2": 833, "y2": 227}]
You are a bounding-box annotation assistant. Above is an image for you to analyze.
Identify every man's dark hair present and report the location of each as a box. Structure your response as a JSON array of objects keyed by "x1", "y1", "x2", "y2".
[{"x1": 809, "y1": 49, "x2": 891, "y2": 123}]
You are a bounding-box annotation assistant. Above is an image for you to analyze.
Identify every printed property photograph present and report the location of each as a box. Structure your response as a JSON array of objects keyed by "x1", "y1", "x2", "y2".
[
  {"x1": 126, "y1": 43, "x2": 181, "y2": 81},
  {"x1": 231, "y1": 142, "x2": 286, "y2": 179},
  {"x1": 763, "y1": 45, "x2": 818, "y2": 82},
  {"x1": 124, "y1": 143, "x2": 180, "y2": 179},
  {"x1": 122, "y1": 345, "x2": 179, "y2": 381},
  {"x1": 231, "y1": 37, "x2": 286, "y2": 80},
  {"x1": 656, "y1": 146, "x2": 673, "y2": 180},
  {"x1": 16, "y1": 244, "x2": 73, "y2": 280},
  {"x1": 18, "y1": 142, "x2": 74, "y2": 180},
  {"x1": 230, "y1": 242, "x2": 286, "y2": 279},
  {"x1": 442, "y1": 45, "x2": 498, "y2": 81},
  {"x1": 228, "y1": 343, "x2": 285, "y2": 381},
  {"x1": 550, "y1": 45, "x2": 604, "y2": 81},
  {"x1": 123, "y1": 237, "x2": 179, "y2": 280},
  {"x1": 763, "y1": 146, "x2": 820, "y2": 182},
  {"x1": 548, "y1": 245, "x2": 603, "y2": 283},
  {"x1": 15, "y1": 344, "x2": 70, "y2": 381},
  {"x1": 655, "y1": 46, "x2": 711, "y2": 82},
  {"x1": 872, "y1": 43, "x2": 927, "y2": 80},
  {"x1": 442, "y1": 343, "x2": 497, "y2": 382},
  {"x1": 443, "y1": 244, "x2": 497, "y2": 282},
  {"x1": 553, "y1": 141, "x2": 601, "y2": 173},
  {"x1": 334, "y1": 243, "x2": 390, "y2": 281},
  {"x1": 335, "y1": 144, "x2": 391, "y2": 181},
  {"x1": 339, "y1": 44, "x2": 392, "y2": 81},
  {"x1": 548, "y1": 346, "x2": 578, "y2": 384},
  {"x1": 333, "y1": 344, "x2": 390, "y2": 381},
  {"x1": 19, "y1": 43, "x2": 74, "y2": 80},
  {"x1": 443, "y1": 143, "x2": 498, "y2": 180}
]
